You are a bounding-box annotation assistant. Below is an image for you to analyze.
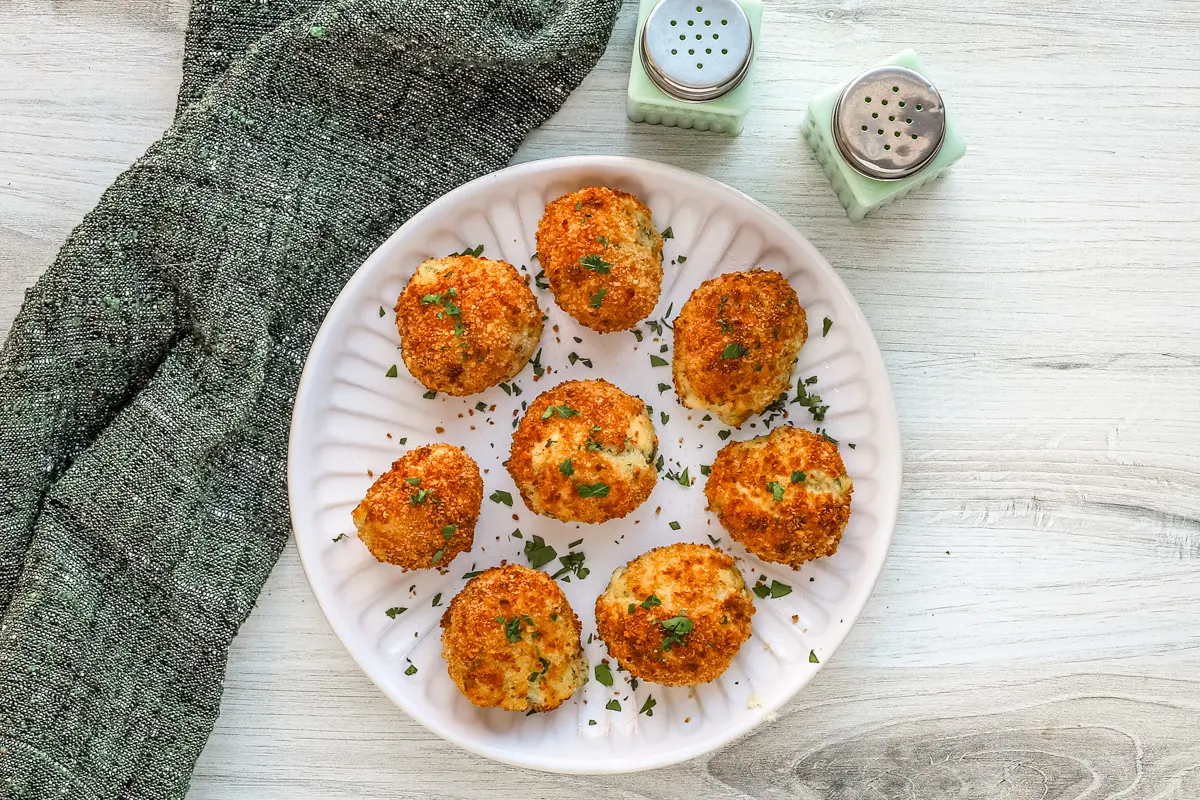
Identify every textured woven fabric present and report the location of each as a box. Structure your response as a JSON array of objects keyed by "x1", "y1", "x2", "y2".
[{"x1": 0, "y1": 0, "x2": 617, "y2": 796}]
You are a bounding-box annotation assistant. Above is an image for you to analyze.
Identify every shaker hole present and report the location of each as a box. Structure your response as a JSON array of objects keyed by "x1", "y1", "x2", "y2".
[
  {"x1": 679, "y1": 34, "x2": 685, "y2": 40},
  {"x1": 671, "y1": 48, "x2": 678, "y2": 54},
  {"x1": 906, "y1": 118, "x2": 912, "y2": 123},
  {"x1": 881, "y1": 99, "x2": 888, "y2": 106},
  {"x1": 877, "y1": 129, "x2": 884, "y2": 135},
  {"x1": 892, "y1": 86, "x2": 899, "y2": 92},
  {"x1": 888, "y1": 115, "x2": 895, "y2": 121},
  {"x1": 705, "y1": 19, "x2": 712, "y2": 25},
  {"x1": 670, "y1": 19, "x2": 677, "y2": 25},
  {"x1": 697, "y1": 62, "x2": 704, "y2": 68},
  {"x1": 871, "y1": 112, "x2": 878, "y2": 118},
  {"x1": 688, "y1": 48, "x2": 694, "y2": 54},
  {"x1": 696, "y1": 5, "x2": 703, "y2": 10},
  {"x1": 864, "y1": 96, "x2": 871, "y2": 103},
  {"x1": 695, "y1": 34, "x2": 702, "y2": 39},
  {"x1": 916, "y1": 104, "x2": 923, "y2": 110},
  {"x1": 721, "y1": 48, "x2": 728, "y2": 54},
  {"x1": 705, "y1": 48, "x2": 712, "y2": 53},
  {"x1": 884, "y1": 144, "x2": 891, "y2": 150},
  {"x1": 911, "y1": 134, "x2": 918, "y2": 139},
  {"x1": 721, "y1": 18, "x2": 728, "y2": 24},
  {"x1": 861, "y1": 125, "x2": 868, "y2": 131},
  {"x1": 894, "y1": 131, "x2": 901, "y2": 137},
  {"x1": 898, "y1": 101, "x2": 905, "y2": 107},
  {"x1": 687, "y1": 20, "x2": 694, "y2": 25}
]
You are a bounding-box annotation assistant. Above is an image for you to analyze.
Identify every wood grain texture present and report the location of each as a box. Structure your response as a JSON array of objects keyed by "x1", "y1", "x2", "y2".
[{"x1": 1, "y1": 0, "x2": 1198, "y2": 797}]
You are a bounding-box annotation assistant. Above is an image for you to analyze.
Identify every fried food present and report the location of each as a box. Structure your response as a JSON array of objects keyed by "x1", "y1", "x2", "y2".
[
  {"x1": 594, "y1": 543, "x2": 755, "y2": 686},
  {"x1": 673, "y1": 269, "x2": 807, "y2": 426},
  {"x1": 395, "y1": 254, "x2": 542, "y2": 395},
  {"x1": 506, "y1": 379, "x2": 657, "y2": 523},
  {"x1": 352, "y1": 443, "x2": 482, "y2": 571},
  {"x1": 441, "y1": 564, "x2": 587, "y2": 712},
  {"x1": 705, "y1": 425, "x2": 852, "y2": 568},
  {"x1": 535, "y1": 187, "x2": 663, "y2": 332}
]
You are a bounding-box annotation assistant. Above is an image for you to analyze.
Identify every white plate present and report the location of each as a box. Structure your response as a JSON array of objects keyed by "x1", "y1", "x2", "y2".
[{"x1": 288, "y1": 156, "x2": 900, "y2": 773}]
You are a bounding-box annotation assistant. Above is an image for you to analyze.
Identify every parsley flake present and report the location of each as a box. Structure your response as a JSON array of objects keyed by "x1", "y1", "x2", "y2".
[
  {"x1": 657, "y1": 383, "x2": 670, "y2": 393},
  {"x1": 658, "y1": 614, "x2": 694, "y2": 650},
  {"x1": 677, "y1": 255, "x2": 688, "y2": 264},
  {"x1": 404, "y1": 664, "x2": 418, "y2": 676},
  {"x1": 640, "y1": 594, "x2": 662, "y2": 609},
  {"x1": 606, "y1": 700, "x2": 622, "y2": 712},
  {"x1": 431, "y1": 593, "x2": 442, "y2": 606},
  {"x1": 385, "y1": 365, "x2": 398, "y2": 378},
  {"x1": 669, "y1": 520, "x2": 681, "y2": 530},
  {"x1": 559, "y1": 458, "x2": 574, "y2": 476},
  {"x1": 580, "y1": 255, "x2": 613, "y2": 274},
  {"x1": 822, "y1": 317, "x2": 832, "y2": 337},
  {"x1": 639, "y1": 695, "x2": 657, "y2": 716},
  {"x1": 791, "y1": 471, "x2": 806, "y2": 483},
  {"x1": 523, "y1": 534, "x2": 558, "y2": 569},
  {"x1": 577, "y1": 482, "x2": 610, "y2": 498},
  {"x1": 662, "y1": 226, "x2": 674, "y2": 239},
  {"x1": 422, "y1": 390, "x2": 437, "y2": 399},
  {"x1": 590, "y1": 288, "x2": 608, "y2": 309},
  {"x1": 489, "y1": 490, "x2": 514, "y2": 506},
  {"x1": 332, "y1": 533, "x2": 348, "y2": 542},
  {"x1": 649, "y1": 355, "x2": 668, "y2": 367},
  {"x1": 542, "y1": 404, "x2": 580, "y2": 420},
  {"x1": 595, "y1": 663, "x2": 614, "y2": 686},
  {"x1": 809, "y1": 650, "x2": 819, "y2": 663},
  {"x1": 385, "y1": 606, "x2": 406, "y2": 619},
  {"x1": 767, "y1": 481, "x2": 785, "y2": 502},
  {"x1": 721, "y1": 342, "x2": 746, "y2": 359}
]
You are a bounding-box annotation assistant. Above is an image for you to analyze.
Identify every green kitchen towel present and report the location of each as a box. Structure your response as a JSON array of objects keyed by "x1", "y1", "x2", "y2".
[{"x1": 0, "y1": 0, "x2": 618, "y2": 796}]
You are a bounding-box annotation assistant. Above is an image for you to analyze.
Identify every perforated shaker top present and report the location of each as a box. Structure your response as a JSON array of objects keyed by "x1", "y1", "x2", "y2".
[
  {"x1": 640, "y1": 0, "x2": 753, "y2": 102},
  {"x1": 832, "y1": 66, "x2": 947, "y2": 181}
]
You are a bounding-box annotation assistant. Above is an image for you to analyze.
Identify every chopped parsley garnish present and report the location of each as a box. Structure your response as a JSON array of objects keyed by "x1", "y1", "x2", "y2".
[
  {"x1": 640, "y1": 594, "x2": 662, "y2": 609},
  {"x1": 542, "y1": 404, "x2": 579, "y2": 420},
  {"x1": 574, "y1": 201, "x2": 582, "y2": 210},
  {"x1": 588, "y1": 719, "x2": 597, "y2": 726},
  {"x1": 669, "y1": 521, "x2": 681, "y2": 530},
  {"x1": 398, "y1": 437, "x2": 407, "y2": 445},
  {"x1": 753, "y1": 580, "x2": 793, "y2": 599},
  {"x1": 580, "y1": 255, "x2": 613, "y2": 274},
  {"x1": 766, "y1": 481, "x2": 785, "y2": 502},
  {"x1": 606, "y1": 699, "x2": 622, "y2": 712},
  {"x1": 700, "y1": 464, "x2": 711, "y2": 476},
  {"x1": 649, "y1": 355, "x2": 668, "y2": 367},
  {"x1": 462, "y1": 570, "x2": 482, "y2": 579},
  {"x1": 499, "y1": 382, "x2": 512, "y2": 395},
  {"x1": 658, "y1": 614, "x2": 694, "y2": 651},
  {"x1": 639, "y1": 696, "x2": 657, "y2": 716},
  {"x1": 595, "y1": 663, "x2": 614, "y2": 686},
  {"x1": 511, "y1": 529, "x2": 523, "y2": 539},
  {"x1": 404, "y1": 664, "x2": 418, "y2": 676},
  {"x1": 569, "y1": 538, "x2": 583, "y2": 548},
  {"x1": 659, "y1": 344, "x2": 668, "y2": 353},
  {"x1": 475, "y1": 401, "x2": 488, "y2": 412},
  {"x1": 551, "y1": 550, "x2": 589, "y2": 581},
  {"x1": 489, "y1": 489, "x2": 514, "y2": 506},
  {"x1": 566, "y1": 352, "x2": 594, "y2": 368},
  {"x1": 720, "y1": 342, "x2": 746, "y2": 359},
  {"x1": 332, "y1": 533, "x2": 348, "y2": 542},
  {"x1": 405, "y1": 477, "x2": 421, "y2": 485},
  {"x1": 793, "y1": 377, "x2": 828, "y2": 421},
  {"x1": 410, "y1": 488, "x2": 432, "y2": 505},
  {"x1": 590, "y1": 288, "x2": 608, "y2": 309},
  {"x1": 528, "y1": 656, "x2": 551, "y2": 683},
  {"x1": 422, "y1": 390, "x2": 437, "y2": 399},
  {"x1": 791, "y1": 471, "x2": 806, "y2": 483},
  {"x1": 431, "y1": 593, "x2": 442, "y2": 606},
  {"x1": 385, "y1": 365, "x2": 398, "y2": 378},
  {"x1": 531, "y1": 348, "x2": 545, "y2": 377},
  {"x1": 496, "y1": 615, "x2": 525, "y2": 643},
  {"x1": 809, "y1": 650, "x2": 819, "y2": 663},
  {"x1": 665, "y1": 466, "x2": 690, "y2": 487},
  {"x1": 443, "y1": 526, "x2": 457, "y2": 540},
  {"x1": 677, "y1": 255, "x2": 688, "y2": 264},
  {"x1": 816, "y1": 427, "x2": 839, "y2": 444},
  {"x1": 559, "y1": 458, "x2": 574, "y2": 476},
  {"x1": 718, "y1": 429, "x2": 732, "y2": 440},
  {"x1": 660, "y1": 411, "x2": 669, "y2": 425},
  {"x1": 707, "y1": 534, "x2": 721, "y2": 545},
  {"x1": 662, "y1": 226, "x2": 674, "y2": 239},
  {"x1": 453, "y1": 244, "x2": 484, "y2": 257},
  {"x1": 431, "y1": 547, "x2": 445, "y2": 564},
  {"x1": 534, "y1": 269, "x2": 549, "y2": 291},
  {"x1": 628, "y1": 603, "x2": 636, "y2": 614},
  {"x1": 523, "y1": 534, "x2": 558, "y2": 569},
  {"x1": 702, "y1": 414, "x2": 712, "y2": 421},
  {"x1": 385, "y1": 606, "x2": 406, "y2": 619},
  {"x1": 646, "y1": 319, "x2": 664, "y2": 336},
  {"x1": 822, "y1": 317, "x2": 832, "y2": 337},
  {"x1": 378, "y1": 306, "x2": 385, "y2": 318},
  {"x1": 657, "y1": 383, "x2": 670, "y2": 393},
  {"x1": 577, "y1": 482, "x2": 610, "y2": 498},
  {"x1": 631, "y1": 329, "x2": 643, "y2": 342}
]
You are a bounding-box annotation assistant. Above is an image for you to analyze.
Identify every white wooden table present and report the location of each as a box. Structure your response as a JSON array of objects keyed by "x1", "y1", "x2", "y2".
[{"x1": 3, "y1": 1, "x2": 1199, "y2": 797}]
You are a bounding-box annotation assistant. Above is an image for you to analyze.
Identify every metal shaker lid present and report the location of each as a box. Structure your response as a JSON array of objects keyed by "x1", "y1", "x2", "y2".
[
  {"x1": 639, "y1": 0, "x2": 754, "y2": 103},
  {"x1": 832, "y1": 65, "x2": 947, "y2": 181}
]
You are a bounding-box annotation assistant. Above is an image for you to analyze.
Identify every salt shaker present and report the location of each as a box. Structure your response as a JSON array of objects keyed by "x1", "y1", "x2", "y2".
[
  {"x1": 626, "y1": 0, "x2": 763, "y2": 135},
  {"x1": 802, "y1": 50, "x2": 966, "y2": 221}
]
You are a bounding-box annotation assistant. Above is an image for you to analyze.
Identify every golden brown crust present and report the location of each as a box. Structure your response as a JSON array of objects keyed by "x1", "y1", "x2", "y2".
[
  {"x1": 535, "y1": 187, "x2": 663, "y2": 333},
  {"x1": 351, "y1": 444, "x2": 482, "y2": 571},
  {"x1": 506, "y1": 379, "x2": 657, "y2": 523},
  {"x1": 594, "y1": 543, "x2": 754, "y2": 686},
  {"x1": 440, "y1": 564, "x2": 587, "y2": 712},
  {"x1": 395, "y1": 255, "x2": 543, "y2": 395},
  {"x1": 705, "y1": 426, "x2": 853, "y2": 568},
  {"x1": 673, "y1": 269, "x2": 807, "y2": 426}
]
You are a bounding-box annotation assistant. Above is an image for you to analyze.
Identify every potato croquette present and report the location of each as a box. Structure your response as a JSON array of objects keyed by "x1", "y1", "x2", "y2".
[
  {"x1": 673, "y1": 269, "x2": 807, "y2": 426},
  {"x1": 395, "y1": 255, "x2": 542, "y2": 395},
  {"x1": 595, "y1": 543, "x2": 755, "y2": 686},
  {"x1": 706, "y1": 425, "x2": 853, "y2": 568},
  {"x1": 441, "y1": 564, "x2": 587, "y2": 712},
  {"x1": 506, "y1": 379, "x2": 657, "y2": 523},
  {"x1": 535, "y1": 187, "x2": 663, "y2": 332},
  {"x1": 352, "y1": 443, "x2": 482, "y2": 571}
]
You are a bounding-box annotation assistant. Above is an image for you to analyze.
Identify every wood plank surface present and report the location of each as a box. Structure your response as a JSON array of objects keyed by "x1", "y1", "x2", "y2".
[{"x1": 1, "y1": 0, "x2": 1197, "y2": 797}]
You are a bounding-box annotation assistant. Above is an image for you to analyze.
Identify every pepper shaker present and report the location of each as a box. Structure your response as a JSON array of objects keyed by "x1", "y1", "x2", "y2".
[
  {"x1": 802, "y1": 50, "x2": 966, "y2": 221},
  {"x1": 626, "y1": 0, "x2": 763, "y2": 135}
]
